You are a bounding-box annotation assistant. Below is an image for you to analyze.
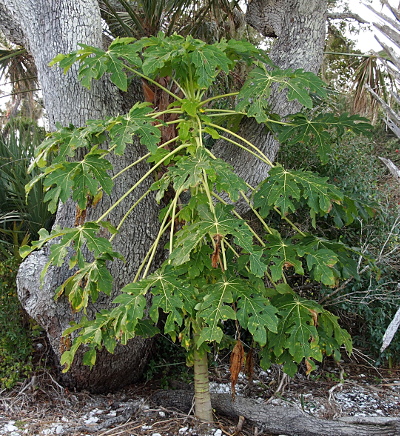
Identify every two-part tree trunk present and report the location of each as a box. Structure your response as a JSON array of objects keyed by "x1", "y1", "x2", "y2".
[{"x1": 0, "y1": 0, "x2": 328, "y2": 392}]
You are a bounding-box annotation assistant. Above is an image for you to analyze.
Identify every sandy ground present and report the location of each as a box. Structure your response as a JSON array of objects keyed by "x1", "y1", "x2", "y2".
[{"x1": 1, "y1": 356, "x2": 400, "y2": 436}]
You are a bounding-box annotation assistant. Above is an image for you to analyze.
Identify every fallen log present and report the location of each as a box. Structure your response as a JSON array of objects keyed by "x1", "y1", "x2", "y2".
[{"x1": 153, "y1": 390, "x2": 400, "y2": 436}]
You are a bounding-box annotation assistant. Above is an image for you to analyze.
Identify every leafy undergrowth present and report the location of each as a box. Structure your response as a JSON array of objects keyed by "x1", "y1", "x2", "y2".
[
  {"x1": 0, "y1": 258, "x2": 39, "y2": 390},
  {"x1": 1, "y1": 358, "x2": 399, "y2": 436}
]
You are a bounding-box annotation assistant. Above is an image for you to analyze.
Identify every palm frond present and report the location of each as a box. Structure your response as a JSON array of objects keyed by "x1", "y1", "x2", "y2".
[
  {"x1": 100, "y1": 0, "x2": 244, "y2": 41},
  {"x1": 363, "y1": 2, "x2": 400, "y2": 136},
  {"x1": 0, "y1": 119, "x2": 54, "y2": 258},
  {"x1": 0, "y1": 42, "x2": 40, "y2": 123},
  {"x1": 352, "y1": 54, "x2": 390, "y2": 121}
]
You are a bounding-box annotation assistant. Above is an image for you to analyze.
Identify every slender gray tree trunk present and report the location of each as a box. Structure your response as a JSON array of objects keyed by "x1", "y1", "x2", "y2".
[{"x1": 0, "y1": 0, "x2": 159, "y2": 392}]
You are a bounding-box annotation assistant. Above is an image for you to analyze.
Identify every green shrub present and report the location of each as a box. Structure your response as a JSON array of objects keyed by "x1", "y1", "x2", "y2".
[
  {"x1": 320, "y1": 213, "x2": 400, "y2": 365},
  {"x1": 0, "y1": 118, "x2": 54, "y2": 259},
  {"x1": 0, "y1": 257, "x2": 35, "y2": 389},
  {"x1": 144, "y1": 335, "x2": 192, "y2": 389},
  {"x1": 279, "y1": 126, "x2": 400, "y2": 365}
]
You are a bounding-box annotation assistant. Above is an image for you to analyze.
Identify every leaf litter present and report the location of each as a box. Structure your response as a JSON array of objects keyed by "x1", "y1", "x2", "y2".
[{"x1": 1, "y1": 356, "x2": 400, "y2": 436}]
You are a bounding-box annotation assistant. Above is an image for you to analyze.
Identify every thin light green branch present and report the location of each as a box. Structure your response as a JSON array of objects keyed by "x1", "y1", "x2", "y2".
[
  {"x1": 97, "y1": 143, "x2": 187, "y2": 223},
  {"x1": 222, "y1": 238, "x2": 276, "y2": 285},
  {"x1": 200, "y1": 92, "x2": 239, "y2": 106},
  {"x1": 148, "y1": 109, "x2": 183, "y2": 119},
  {"x1": 195, "y1": 115, "x2": 204, "y2": 148},
  {"x1": 111, "y1": 136, "x2": 180, "y2": 181},
  {"x1": 187, "y1": 71, "x2": 194, "y2": 99},
  {"x1": 111, "y1": 152, "x2": 150, "y2": 180},
  {"x1": 220, "y1": 237, "x2": 227, "y2": 271},
  {"x1": 124, "y1": 64, "x2": 184, "y2": 103},
  {"x1": 204, "y1": 150, "x2": 274, "y2": 238},
  {"x1": 172, "y1": 78, "x2": 188, "y2": 99},
  {"x1": 273, "y1": 206, "x2": 306, "y2": 236},
  {"x1": 169, "y1": 187, "x2": 184, "y2": 260},
  {"x1": 203, "y1": 109, "x2": 289, "y2": 127},
  {"x1": 202, "y1": 169, "x2": 215, "y2": 215},
  {"x1": 205, "y1": 122, "x2": 275, "y2": 167},
  {"x1": 211, "y1": 191, "x2": 267, "y2": 243},
  {"x1": 239, "y1": 191, "x2": 274, "y2": 236},
  {"x1": 195, "y1": 89, "x2": 206, "y2": 101},
  {"x1": 203, "y1": 147, "x2": 217, "y2": 160},
  {"x1": 211, "y1": 132, "x2": 272, "y2": 166},
  {"x1": 134, "y1": 200, "x2": 175, "y2": 282},
  {"x1": 203, "y1": 109, "x2": 244, "y2": 114}
]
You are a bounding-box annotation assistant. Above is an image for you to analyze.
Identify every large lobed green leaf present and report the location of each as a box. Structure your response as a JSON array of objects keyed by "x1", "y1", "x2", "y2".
[
  {"x1": 28, "y1": 102, "x2": 161, "y2": 213},
  {"x1": 254, "y1": 164, "x2": 343, "y2": 221},
  {"x1": 234, "y1": 276, "x2": 279, "y2": 346},
  {"x1": 259, "y1": 291, "x2": 352, "y2": 376},
  {"x1": 196, "y1": 275, "x2": 237, "y2": 346},
  {"x1": 41, "y1": 150, "x2": 113, "y2": 212},
  {"x1": 264, "y1": 231, "x2": 304, "y2": 282},
  {"x1": 236, "y1": 64, "x2": 327, "y2": 122},
  {"x1": 55, "y1": 256, "x2": 114, "y2": 312},
  {"x1": 50, "y1": 34, "x2": 273, "y2": 95},
  {"x1": 154, "y1": 148, "x2": 247, "y2": 202},
  {"x1": 107, "y1": 102, "x2": 161, "y2": 154},
  {"x1": 277, "y1": 113, "x2": 372, "y2": 163},
  {"x1": 269, "y1": 295, "x2": 322, "y2": 364},
  {"x1": 169, "y1": 203, "x2": 253, "y2": 265},
  {"x1": 50, "y1": 38, "x2": 142, "y2": 91}
]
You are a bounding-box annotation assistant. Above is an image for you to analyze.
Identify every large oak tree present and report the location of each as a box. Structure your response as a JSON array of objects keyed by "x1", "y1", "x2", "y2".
[{"x1": 0, "y1": 0, "x2": 327, "y2": 392}]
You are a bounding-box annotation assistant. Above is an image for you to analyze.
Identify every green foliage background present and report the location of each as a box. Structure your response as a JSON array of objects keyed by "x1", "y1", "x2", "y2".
[
  {"x1": 0, "y1": 258, "x2": 35, "y2": 389},
  {"x1": 0, "y1": 119, "x2": 53, "y2": 259},
  {"x1": 279, "y1": 124, "x2": 400, "y2": 365}
]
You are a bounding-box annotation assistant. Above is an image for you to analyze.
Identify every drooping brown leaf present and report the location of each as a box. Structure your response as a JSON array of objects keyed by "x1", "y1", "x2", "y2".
[
  {"x1": 141, "y1": 79, "x2": 155, "y2": 104},
  {"x1": 74, "y1": 205, "x2": 87, "y2": 227},
  {"x1": 244, "y1": 347, "x2": 254, "y2": 384},
  {"x1": 211, "y1": 233, "x2": 223, "y2": 269},
  {"x1": 308, "y1": 308, "x2": 319, "y2": 327},
  {"x1": 59, "y1": 335, "x2": 72, "y2": 354},
  {"x1": 230, "y1": 340, "x2": 244, "y2": 399},
  {"x1": 305, "y1": 358, "x2": 313, "y2": 375}
]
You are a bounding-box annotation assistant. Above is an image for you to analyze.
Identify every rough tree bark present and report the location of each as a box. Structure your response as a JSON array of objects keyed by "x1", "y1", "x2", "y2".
[
  {"x1": 0, "y1": 0, "x2": 160, "y2": 392},
  {"x1": 154, "y1": 390, "x2": 400, "y2": 436},
  {"x1": 214, "y1": 0, "x2": 327, "y2": 189}
]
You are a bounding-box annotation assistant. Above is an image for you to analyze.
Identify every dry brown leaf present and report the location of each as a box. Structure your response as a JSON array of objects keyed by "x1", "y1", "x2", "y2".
[
  {"x1": 308, "y1": 308, "x2": 319, "y2": 326},
  {"x1": 74, "y1": 205, "x2": 87, "y2": 226},
  {"x1": 59, "y1": 335, "x2": 72, "y2": 354},
  {"x1": 305, "y1": 359, "x2": 313, "y2": 375},
  {"x1": 230, "y1": 340, "x2": 244, "y2": 399},
  {"x1": 211, "y1": 234, "x2": 223, "y2": 269},
  {"x1": 283, "y1": 261, "x2": 294, "y2": 269}
]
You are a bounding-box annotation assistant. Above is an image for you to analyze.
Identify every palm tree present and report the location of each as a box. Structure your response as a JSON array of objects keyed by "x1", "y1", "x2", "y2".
[
  {"x1": 99, "y1": 0, "x2": 244, "y2": 41},
  {"x1": 362, "y1": 0, "x2": 400, "y2": 134},
  {"x1": 0, "y1": 36, "x2": 40, "y2": 125}
]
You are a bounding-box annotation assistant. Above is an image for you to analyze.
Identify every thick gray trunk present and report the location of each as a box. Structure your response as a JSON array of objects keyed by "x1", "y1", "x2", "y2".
[
  {"x1": 213, "y1": 0, "x2": 327, "y2": 191},
  {"x1": 0, "y1": 0, "x2": 159, "y2": 392}
]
